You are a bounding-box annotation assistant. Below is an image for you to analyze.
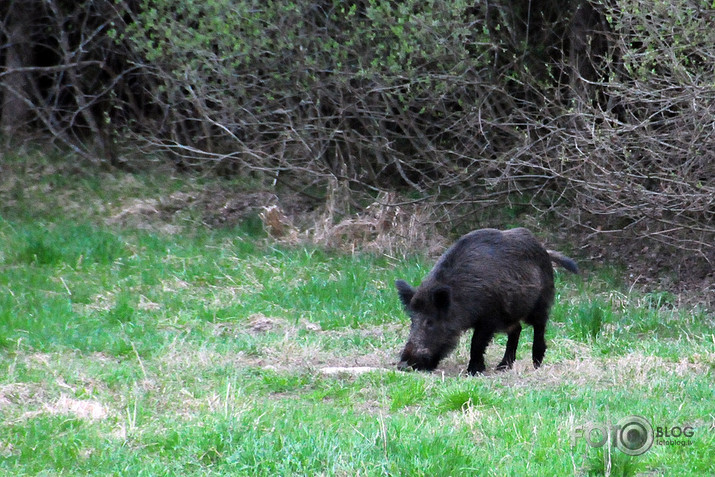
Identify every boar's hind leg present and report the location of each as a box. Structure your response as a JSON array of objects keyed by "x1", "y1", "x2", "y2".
[
  {"x1": 496, "y1": 324, "x2": 522, "y2": 371},
  {"x1": 532, "y1": 322, "x2": 547, "y2": 368},
  {"x1": 467, "y1": 327, "x2": 495, "y2": 375},
  {"x1": 527, "y1": 299, "x2": 550, "y2": 369}
]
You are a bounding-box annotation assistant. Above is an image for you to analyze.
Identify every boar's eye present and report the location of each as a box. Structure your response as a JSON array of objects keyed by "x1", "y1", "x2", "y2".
[{"x1": 411, "y1": 298, "x2": 426, "y2": 311}]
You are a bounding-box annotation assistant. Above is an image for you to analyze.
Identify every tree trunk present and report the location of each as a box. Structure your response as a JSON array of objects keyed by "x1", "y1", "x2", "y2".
[{"x1": 1, "y1": 3, "x2": 34, "y2": 139}]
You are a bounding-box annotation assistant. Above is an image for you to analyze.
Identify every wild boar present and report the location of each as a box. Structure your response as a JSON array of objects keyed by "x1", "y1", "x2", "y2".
[{"x1": 395, "y1": 227, "x2": 578, "y2": 375}]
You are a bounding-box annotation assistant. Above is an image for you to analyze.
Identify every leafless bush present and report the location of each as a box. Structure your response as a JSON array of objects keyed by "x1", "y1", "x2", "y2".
[
  {"x1": 1, "y1": 0, "x2": 712, "y2": 268},
  {"x1": 0, "y1": 0, "x2": 141, "y2": 164},
  {"x1": 552, "y1": 0, "x2": 714, "y2": 258}
]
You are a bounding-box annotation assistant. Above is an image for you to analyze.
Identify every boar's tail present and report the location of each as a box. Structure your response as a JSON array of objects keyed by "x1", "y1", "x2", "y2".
[{"x1": 547, "y1": 250, "x2": 579, "y2": 274}]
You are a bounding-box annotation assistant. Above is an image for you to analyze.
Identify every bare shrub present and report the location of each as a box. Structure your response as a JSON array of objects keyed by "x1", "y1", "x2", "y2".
[
  {"x1": 114, "y1": 0, "x2": 711, "y2": 262},
  {"x1": 2, "y1": 0, "x2": 712, "y2": 274}
]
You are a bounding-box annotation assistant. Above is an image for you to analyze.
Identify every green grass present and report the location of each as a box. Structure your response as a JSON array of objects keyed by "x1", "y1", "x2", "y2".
[{"x1": 0, "y1": 155, "x2": 713, "y2": 476}]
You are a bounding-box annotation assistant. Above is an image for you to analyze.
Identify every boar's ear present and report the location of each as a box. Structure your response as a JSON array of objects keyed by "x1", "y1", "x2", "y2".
[
  {"x1": 395, "y1": 279, "x2": 415, "y2": 308},
  {"x1": 431, "y1": 286, "x2": 451, "y2": 311}
]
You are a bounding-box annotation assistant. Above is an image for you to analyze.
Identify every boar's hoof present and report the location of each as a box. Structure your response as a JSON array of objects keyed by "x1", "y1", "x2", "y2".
[{"x1": 466, "y1": 363, "x2": 486, "y2": 376}]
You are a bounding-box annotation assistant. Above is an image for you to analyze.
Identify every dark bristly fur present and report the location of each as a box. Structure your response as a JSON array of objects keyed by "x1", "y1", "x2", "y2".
[{"x1": 395, "y1": 227, "x2": 578, "y2": 375}]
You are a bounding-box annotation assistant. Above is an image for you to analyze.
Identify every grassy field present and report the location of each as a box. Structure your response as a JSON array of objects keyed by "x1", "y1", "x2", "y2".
[{"x1": 0, "y1": 155, "x2": 713, "y2": 476}]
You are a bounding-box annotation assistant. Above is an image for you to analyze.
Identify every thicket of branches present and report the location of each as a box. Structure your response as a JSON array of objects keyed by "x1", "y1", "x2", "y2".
[{"x1": 1, "y1": 0, "x2": 713, "y2": 262}]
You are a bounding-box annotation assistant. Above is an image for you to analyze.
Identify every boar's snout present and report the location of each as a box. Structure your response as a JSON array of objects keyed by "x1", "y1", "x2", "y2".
[
  {"x1": 396, "y1": 360, "x2": 412, "y2": 371},
  {"x1": 398, "y1": 342, "x2": 439, "y2": 372}
]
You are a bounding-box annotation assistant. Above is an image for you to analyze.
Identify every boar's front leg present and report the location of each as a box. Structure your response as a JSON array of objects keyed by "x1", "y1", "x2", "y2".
[
  {"x1": 496, "y1": 323, "x2": 522, "y2": 371},
  {"x1": 467, "y1": 327, "x2": 495, "y2": 375}
]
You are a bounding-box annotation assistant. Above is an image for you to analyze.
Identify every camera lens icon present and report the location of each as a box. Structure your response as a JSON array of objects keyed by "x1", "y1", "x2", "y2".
[{"x1": 616, "y1": 416, "x2": 654, "y2": 456}]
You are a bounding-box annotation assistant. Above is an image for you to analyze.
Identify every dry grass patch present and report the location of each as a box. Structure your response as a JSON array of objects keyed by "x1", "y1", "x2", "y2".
[
  {"x1": 486, "y1": 352, "x2": 712, "y2": 391},
  {"x1": 41, "y1": 394, "x2": 109, "y2": 420},
  {"x1": 0, "y1": 383, "x2": 46, "y2": 412},
  {"x1": 162, "y1": 320, "x2": 403, "y2": 377},
  {"x1": 311, "y1": 190, "x2": 447, "y2": 257},
  {"x1": 2, "y1": 384, "x2": 110, "y2": 424}
]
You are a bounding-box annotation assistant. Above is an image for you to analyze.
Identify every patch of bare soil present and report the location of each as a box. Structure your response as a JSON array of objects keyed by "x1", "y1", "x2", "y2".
[{"x1": 107, "y1": 188, "x2": 288, "y2": 232}]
